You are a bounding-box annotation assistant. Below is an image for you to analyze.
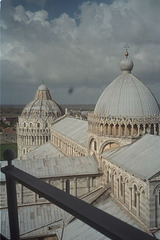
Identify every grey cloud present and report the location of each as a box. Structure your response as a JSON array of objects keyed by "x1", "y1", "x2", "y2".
[{"x1": 1, "y1": 0, "x2": 160, "y2": 105}]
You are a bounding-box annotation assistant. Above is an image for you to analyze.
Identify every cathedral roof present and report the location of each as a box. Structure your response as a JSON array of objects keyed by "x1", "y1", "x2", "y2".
[
  {"x1": 94, "y1": 52, "x2": 160, "y2": 118},
  {"x1": 101, "y1": 134, "x2": 160, "y2": 180},
  {"x1": 21, "y1": 84, "x2": 63, "y2": 119},
  {"x1": 51, "y1": 117, "x2": 88, "y2": 148},
  {"x1": 63, "y1": 197, "x2": 140, "y2": 240},
  {"x1": 0, "y1": 155, "x2": 98, "y2": 181}
]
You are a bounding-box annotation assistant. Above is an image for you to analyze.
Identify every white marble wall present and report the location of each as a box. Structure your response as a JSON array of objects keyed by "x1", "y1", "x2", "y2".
[
  {"x1": 0, "y1": 175, "x2": 99, "y2": 208},
  {"x1": 101, "y1": 158, "x2": 160, "y2": 230}
]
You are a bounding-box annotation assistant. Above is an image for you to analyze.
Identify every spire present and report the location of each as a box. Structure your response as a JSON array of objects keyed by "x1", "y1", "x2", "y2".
[
  {"x1": 124, "y1": 43, "x2": 129, "y2": 57},
  {"x1": 120, "y1": 45, "x2": 133, "y2": 74}
]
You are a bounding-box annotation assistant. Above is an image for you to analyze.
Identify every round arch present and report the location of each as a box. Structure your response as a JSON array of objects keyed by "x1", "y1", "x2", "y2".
[
  {"x1": 153, "y1": 184, "x2": 160, "y2": 195},
  {"x1": 88, "y1": 136, "x2": 97, "y2": 155},
  {"x1": 100, "y1": 140, "x2": 120, "y2": 154}
]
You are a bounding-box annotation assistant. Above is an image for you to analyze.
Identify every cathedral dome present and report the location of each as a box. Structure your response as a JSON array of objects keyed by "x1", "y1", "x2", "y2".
[
  {"x1": 21, "y1": 84, "x2": 63, "y2": 119},
  {"x1": 94, "y1": 53, "x2": 160, "y2": 118}
]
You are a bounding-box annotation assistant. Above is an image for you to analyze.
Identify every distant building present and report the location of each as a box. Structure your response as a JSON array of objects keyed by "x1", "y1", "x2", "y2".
[{"x1": 1, "y1": 51, "x2": 160, "y2": 239}]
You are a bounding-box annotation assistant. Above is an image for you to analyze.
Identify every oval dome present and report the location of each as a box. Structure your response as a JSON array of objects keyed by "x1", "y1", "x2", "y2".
[
  {"x1": 94, "y1": 57, "x2": 159, "y2": 117},
  {"x1": 21, "y1": 84, "x2": 63, "y2": 119}
]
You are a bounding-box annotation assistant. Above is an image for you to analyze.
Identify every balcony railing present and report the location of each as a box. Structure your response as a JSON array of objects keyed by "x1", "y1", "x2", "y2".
[{"x1": 1, "y1": 158, "x2": 156, "y2": 240}]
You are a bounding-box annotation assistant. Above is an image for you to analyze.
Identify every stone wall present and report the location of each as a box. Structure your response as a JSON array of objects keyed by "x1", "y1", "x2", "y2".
[
  {"x1": 0, "y1": 175, "x2": 100, "y2": 208},
  {"x1": 51, "y1": 130, "x2": 87, "y2": 157},
  {"x1": 149, "y1": 180, "x2": 160, "y2": 228},
  {"x1": 101, "y1": 158, "x2": 154, "y2": 230}
]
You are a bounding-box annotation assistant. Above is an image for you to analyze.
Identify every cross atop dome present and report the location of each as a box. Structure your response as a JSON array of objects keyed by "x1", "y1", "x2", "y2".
[{"x1": 124, "y1": 44, "x2": 129, "y2": 57}]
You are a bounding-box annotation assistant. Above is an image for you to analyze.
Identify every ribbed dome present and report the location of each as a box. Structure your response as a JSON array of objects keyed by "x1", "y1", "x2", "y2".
[
  {"x1": 21, "y1": 84, "x2": 63, "y2": 119},
  {"x1": 94, "y1": 55, "x2": 159, "y2": 118}
]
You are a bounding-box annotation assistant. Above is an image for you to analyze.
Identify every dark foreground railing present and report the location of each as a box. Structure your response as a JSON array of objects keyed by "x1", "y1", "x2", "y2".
[{"x1": 1, "y1": 161, "x2": 155, "y2": 240}]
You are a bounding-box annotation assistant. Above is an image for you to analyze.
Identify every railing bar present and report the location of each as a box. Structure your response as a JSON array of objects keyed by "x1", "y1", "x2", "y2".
[{"x1": 1, "y1": 166, "x2": 155, "y2": 240}]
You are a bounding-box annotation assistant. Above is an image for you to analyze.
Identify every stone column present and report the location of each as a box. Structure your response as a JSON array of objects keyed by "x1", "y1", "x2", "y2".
[
  {"x1": 119, "y1": 125, "x2": 121, "y2": 136},
  {"x1": 148, "y1": 124, "x2": 151, "y2": 134},
  {"x1": 137, "y1": 125, "x2": 140, "y2": 136},
  {"x1": 21, "y1": 185, "x2": 23, "y2": 204},
  {"x1": 124, "y1": 125, "x2": 127, "y2": 136},
  {"x1": 131, "y1": 124, "x2": 134, "y2": 136}
]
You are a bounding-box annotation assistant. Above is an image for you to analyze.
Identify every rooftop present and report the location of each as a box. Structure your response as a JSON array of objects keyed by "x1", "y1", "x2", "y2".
[
  {"x1": 94, "y1": 52, "x2": 160, "y2": 118},
  {"x1": 51, "y1": 117, "x2": 88, "y2": 148},
  {"x1": 0, "y1": 155, "x2": 99, "y2": 182},
  {"x1": 102, "y1": 134, "x2": 160, "y2": 180}
]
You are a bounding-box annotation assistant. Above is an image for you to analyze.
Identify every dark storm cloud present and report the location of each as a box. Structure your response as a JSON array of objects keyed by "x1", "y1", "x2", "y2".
[{"x1": 1, "y1": 0, "x2": 160, "y2": 104}]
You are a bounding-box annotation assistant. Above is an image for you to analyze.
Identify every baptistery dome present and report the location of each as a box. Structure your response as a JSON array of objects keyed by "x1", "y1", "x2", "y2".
[
  {"x1": 21, "y1": 84, "x2": 63, "y2": 119},
  {"x1": 17, "y1": 84, "x2": 63, "y2": 159},
  {"x1": 94, "y1": 54, "x2": 159, "y2": 117}
]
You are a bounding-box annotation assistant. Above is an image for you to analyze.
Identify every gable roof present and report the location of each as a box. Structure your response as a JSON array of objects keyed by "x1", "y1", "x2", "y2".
[
  {"x1": 0, "y1": 156, "x2": 99, "y2": 182},
  {"x1": 25, "y1": 142, "x2": 64, "y2": 159},
  {"x1": 102, "y1": 134, "x2": 160, "y2": 180},
  {"x1": 51, "y1": 117, "x2": 88, "y2": 148},
  {"x1": 63, "y1": 197, "x2": 141, "y2": 240}
]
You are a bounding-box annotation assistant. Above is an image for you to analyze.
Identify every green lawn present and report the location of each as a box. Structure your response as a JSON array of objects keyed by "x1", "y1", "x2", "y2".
[{"x1": 0, "y1": 143, "x2": 17, "y2": 161}]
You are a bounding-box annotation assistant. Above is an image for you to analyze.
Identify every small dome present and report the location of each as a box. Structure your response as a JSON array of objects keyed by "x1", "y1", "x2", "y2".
[
  {"x1": 94, "y1": 54, "x2": 159, "y2": 118},
  {"x1": 38, "y1": 84, "x2": 48, "y2": 91},
  {"x1": 120, "y1": 56, "x2": 133, "y2": 73},
  {"x1": 21, "y1": 84, "x2": 63, "y2": 119}
]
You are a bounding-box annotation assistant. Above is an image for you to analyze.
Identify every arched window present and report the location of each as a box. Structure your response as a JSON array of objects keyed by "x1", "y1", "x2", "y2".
[
  {"x1": 139, "y1": 124, "x2": 143, "y2": 135},
  {"x1": 115, "y1": 124, "x2": 119, "y2": 135},
  {"x1": 156, "y1": 124, "x2": 159, "y2": 135},
  {"x1": 150, "y1": 124, "x2": 154, "y2": 135},
  {"x1": 121, "y1": 124, "x2": 125, "y2": 136},
  {"x1": 133, "y1": 124, "x2": 138, "y2": 136},
  {"x1": 145, "y1": 124, "x2": 149, "y2": 134},
  {"x1": 105, "y1": 123, "x2": 108, "y2": 135},
  {"x1": 37, "y1": 123, "x2": 40, "y2": 128},
  {"x1": 120, "y1": 176, "x2": 123, "y2": 196},
  {"x1": 30, "y1": 123, "x2": 32, "y2": 127},
  {"x1": 94, "y1": 141, "x2": 97, "y2": 151},
  {"x1": 110, "y1": 124, "x2": 114, "y2": 135},
  {"x1": 24, "y1": 122, "x2": 26, "y2": 127},
  {"x1": 45, "y1": 122, "x2": 48, "y2": 128},
  {"x1": 127, "y1": 124, "x2": 131, "y2": 136},
  {"x1": 66, "y1": 180, "x2": 70, "y2": 194},
  {"x1": 134, "y1": 185, "x2": 137, "y2": 207}
]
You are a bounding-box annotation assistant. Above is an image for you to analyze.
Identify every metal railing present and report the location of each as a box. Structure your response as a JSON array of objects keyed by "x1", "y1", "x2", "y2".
[{"x1": 1, "y1": 159, "x2": 156, "y2": 240}]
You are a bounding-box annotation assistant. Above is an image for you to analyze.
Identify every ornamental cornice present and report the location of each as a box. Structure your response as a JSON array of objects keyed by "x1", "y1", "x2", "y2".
[{"x1": 88, "y1": 112, "x2": 160, "y2": 125}]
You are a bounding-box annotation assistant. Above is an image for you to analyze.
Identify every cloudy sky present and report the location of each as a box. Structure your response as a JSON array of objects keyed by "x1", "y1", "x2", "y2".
[{"x1": 1, "y1": 0, "x2": 160, "y2": 105}]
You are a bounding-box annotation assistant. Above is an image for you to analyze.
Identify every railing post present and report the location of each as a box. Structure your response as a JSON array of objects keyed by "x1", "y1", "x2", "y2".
[
  {"x1": 3, "y1": 150, "x2": 20, "y2": 240},
  {"x1": 5, "y1": 161, "x2": 20, "y2": 240}
]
